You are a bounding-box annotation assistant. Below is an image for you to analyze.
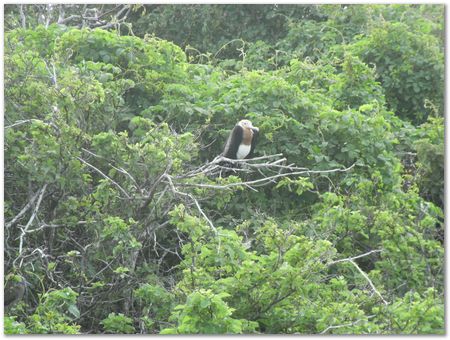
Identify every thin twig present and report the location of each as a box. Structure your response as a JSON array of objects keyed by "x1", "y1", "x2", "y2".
[
  {"x1": 349, "y1": 259, "x2": 389, "y2": 305},
  {"x1": 5, "y1": 119, "x2": 43, "y2": 129},
  {"x1": 328, "y1": 249, "x2": 383, "y2": 265},
  {"x1": 140, "y1": 161, "x2": 172, "y2": 212},
  {"x1": 19, "y1": 5, "x2": 26, "y2": 28},
  {"x1": 82, "y1": 147, "x2": 141, "y2": 192},
  {"x1": 164, "y1": 174, "x2": 217, "y2": 234},
  {"x1": 6, "y1": 188, "x2": 41, "y2": 229},
  {"x1": 177, "y1": 163, "x2": 356, "y2": 190},
  {"x1": 319, "y1": 315, "x2": 376, "y2": 334},
  {"x1": 328, "y1": 249, "x2": 388, "y2": 305},
  {"x1": 77, "y1": 156, "x2": 131, "y2": 199},
  {"x1": 109, "y1": 164, "x2": 140, "y2": 191},
  {"x1": 26, "y1": 220, "x2": 90, "y2": 233},
  {"x1": 18, "y1": 184, "x2": 48, "y2": 257}
]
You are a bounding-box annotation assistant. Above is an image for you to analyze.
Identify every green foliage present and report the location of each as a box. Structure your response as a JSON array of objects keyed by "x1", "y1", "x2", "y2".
[
  {"x1": 350, "y1": 22, "x2": 444, "y2": 123},
  {"x1": 413, "y1": 116, "x2": 444, "y2": 206},
  {"x1": 130, "y1": 5, "x2": 323, "y2": 60},
  {"x1": 329, "y1": 53, "x2": 385, "y2": 110},
  {"x1": 9, "y1": 288, "x2": 82, "y2": 334},
  {"x1": 4, "y1": 317, "x2": 29, "y2": 334},
  {"x1": 134, "y1": 283, "x2": 174, "y2": 332},
  {"x1": 4, "y1": 4, "x2": 443, "y2": 335},
  {"x1": 101, "y1": 313, "x2": 135, "y2": 334},
  {"x1": 372, "y1": 288, "x2": 444, "y2": 334},
  {"x1": 161, "y1": 290, "x2": 257, "y2": 334}
]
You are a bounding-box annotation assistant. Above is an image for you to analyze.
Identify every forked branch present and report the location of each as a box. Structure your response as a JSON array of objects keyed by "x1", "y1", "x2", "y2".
[{"x1": 173, "y1": 153, "x2": 356, "y2": 191}]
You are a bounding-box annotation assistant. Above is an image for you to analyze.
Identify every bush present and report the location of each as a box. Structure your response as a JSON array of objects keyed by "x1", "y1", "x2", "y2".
[{"x1": 4, "y1": 5, "x2": 443, "y2": 334}]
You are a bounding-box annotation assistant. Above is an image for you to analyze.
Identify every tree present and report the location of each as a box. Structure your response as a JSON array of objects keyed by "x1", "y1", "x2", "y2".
[{"x1": 4, "y1": 4, "x2": 444, "y2": 335}]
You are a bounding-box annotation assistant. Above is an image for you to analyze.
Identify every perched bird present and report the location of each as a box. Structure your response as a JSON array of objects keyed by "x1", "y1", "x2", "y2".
[
  {"x1": 222, "y1": 119, "x2": 259, "y2": 160},
  {"x1": 4, "y1": 274, "x2": 30, "y2": 310}
]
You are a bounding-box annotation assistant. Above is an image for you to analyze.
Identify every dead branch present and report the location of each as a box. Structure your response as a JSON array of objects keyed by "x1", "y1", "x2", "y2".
[
  {"x1": 328, "y1": 249, "x2": 388, "y2": 305},
  {"x1": 319, "y1": 315, "x2": 376, "y2": 334},
  {"x1": 19, "y1": 4, "x2": 26, "y2": 28},
  {"x1": 81, "y1": 147, "x2": 142, "y2": 194},
  {"x1": 179, "y1": 154, "x2": 354, "y2": 180},
  {"x1": 26, "y1": 220, "x2": 90, "y2": 233},
  {"x1": 18, "y1": 184, "x2": 48, "y2": 258},
  {"x1": 164, "y1": 174, "x2": 217, "y2": 234},
  {"x1": 328, "y1": 249, "x2": 383, "y2": 265},
  {"x1": 43, "y1": 60, "x2": 58, "y2": 88},
  {"x1": 110, "y1": 165, "x2": 140, "y2": 191},
  {"x1": 98, "y1": 5, "x2": 131, "y2": 29},
  {"x1": 5, "y1": 119, "x2": 45, "y2": 129},
  {"x1": 6, "y1": 187, "x2": 42, "y2": 229},
  {"x1": 159, "y1": 154, "x2": 355, "y2": 238},
  {"x1": 173, "y1": 153, "x2": 356, "y2": 191},
  {"x1": 21, "y1": 4, "x2": 132, "y2": 29},
  {"x1": 179, "y1": 154, "x2": 284, "y2": 179},
  {"x1": 77, "y1": 156, "x2": 131, "y2": 199},
  {"x1": 349, "y1": 259, "x2": 389, "y2": 305}
]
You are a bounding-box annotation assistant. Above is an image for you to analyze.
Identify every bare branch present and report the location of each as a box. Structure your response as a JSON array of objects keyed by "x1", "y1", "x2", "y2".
[
  {"x1": 178, "y1": 154, "x2": 284, "y2": 179},
  {"x1": 6, "y1": 188, "x2": 41, "y2": 229},
  {"x1": 175, "y1": 155, "x2": 355, "y2": 192},
  {"x1": 328, "y1": 249, "x2": 383, "y2": 265},
  {"x1": 5, "y1": 119, "x2": 43, "y2": 129},
  {"x1": 43, "y1": 60, "x2": 58, "y2": 88},
  {"x1": 45, "y1": 4, "x2": 52, "y2": 28},
  {"x1": 319, "y1": 315, "x2": 376, "y2": 334},
  {"x1": 349, "y1": 259, "x2": 389, "y2": 305},
  {"x1": 97, "y1": 5, "x2": 131, "y2": 29},
  {"x1": 58, "y1": 14, "x2": 81, "y2": 25},
  {"x1": 139, "y1": 161, "x2": 172, "y2": 212},
  {"x1": 77, "y1": 156, "x2": 131, "y2": 199},
  {"x1": 115, "y1": 4, "x2": 131, "y2": 20},
  {"x1": 328, "y1": 249, "x2": 388, "y2": 305},
  {"x1": 164, "y1": 174, "x2": 217, "y2": 234},
  {"x1": 19, "y1": 5, "x2": 26, "y2": 28},
  {"x1": 18, "y1": 184, "x2": 48, "y2": 257},
  {"x1": 110, "y1": 164, "x2": 140, "y2": 191},
  {"x1": 81, "y1": 147, "x2": 142, "y2": 193},
  {"x1": 57, "y1": 4, "x2": 65, "y2": 24},
  {"x1": 96, "y1": 5, "x2": 122, "y2": 20},
  {"x1": 26, "y1": 220, "x2": 90, "y2": 233},
  {"x1": 177, "y1": 162, "x2": 356, "y2": 190}
]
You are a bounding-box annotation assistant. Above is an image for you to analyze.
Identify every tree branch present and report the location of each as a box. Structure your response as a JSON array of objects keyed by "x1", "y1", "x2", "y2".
[
  {"x1": 139, "y1": 161, "x2": 172, "y2": 212},
  {"x1": 328, "y1": 249, "x2": 388, "y2": 305},
  {"x1": 348, "y1": 259, "x2": 389, "y2": 305},
  {"x1": 18, "y1": 184, "x2": 48, "y2": 257},
  {"x1": 175, "y1": 156, "x2": 356, "y2": 190},
  {"x1": 6, "y1": 188, "x2": 41, "y2": 229},
  {"x1": 319, "y1": 315, "x2": 376, "y2": 334},
  {"x1": 19, "y1": 4, "x2": 26, "y2": 28},
  {"x1": 164, "y1": 174, "x2": 217, "y2": 234},
  {"x1": 5, "y1": 119, "x2": 43, "y2": 129},
  {"x1": 77, "y1": 156, "x2": 131, "y2": 199},
  {"x1": 328, "y1": 249, "x2": 383, "y2": 265}
]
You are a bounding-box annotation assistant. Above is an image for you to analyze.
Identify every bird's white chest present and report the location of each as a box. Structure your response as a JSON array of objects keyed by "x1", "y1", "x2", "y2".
[{"x1": 236, "y1": 144, "x2": 251, "y2": 159}]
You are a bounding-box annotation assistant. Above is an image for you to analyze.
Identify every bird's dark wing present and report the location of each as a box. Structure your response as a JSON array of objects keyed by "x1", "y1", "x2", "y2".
[
  {"x1": 245, "y1": 128, "x2": 259, "y2": 159},
  {"x1": 222, "y1": 125, "x2": 243, "y2": 159}
]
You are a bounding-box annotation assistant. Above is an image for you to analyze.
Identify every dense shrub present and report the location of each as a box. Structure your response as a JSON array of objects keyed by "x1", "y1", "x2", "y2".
[{"x1": 4, "y1": 4, "x2": 443, "y2": 335}]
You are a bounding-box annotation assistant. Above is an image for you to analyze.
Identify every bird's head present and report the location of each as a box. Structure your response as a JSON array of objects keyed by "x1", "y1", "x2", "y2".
[{"x1": 238, "y1": 119, "x2": 259, "y2": 132}]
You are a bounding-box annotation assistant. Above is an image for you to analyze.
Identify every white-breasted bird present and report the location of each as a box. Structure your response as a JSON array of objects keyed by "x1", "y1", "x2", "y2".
[{"x1": 222, "y1": 119, "x2": 259, "y2": 160}]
